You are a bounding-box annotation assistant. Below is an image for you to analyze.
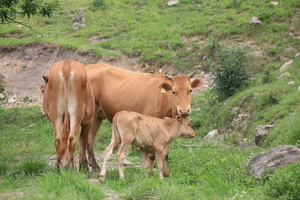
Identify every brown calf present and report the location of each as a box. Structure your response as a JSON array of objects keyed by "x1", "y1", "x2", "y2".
[
  {"x1": 41, "y1": 60, "x2": 95, "y2": 170},
  {"x1": 99, "y1": 111, "x2": 195, "y2": 181}
]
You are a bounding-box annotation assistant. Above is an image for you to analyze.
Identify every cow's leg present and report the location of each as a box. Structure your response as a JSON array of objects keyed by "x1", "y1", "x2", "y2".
[
  {"x1": 148, "y1": 153, "x2": 155, "y2": 177},
  {"x1": 141, "y1": 151, "x2": 150, "y2": 168},
  {"x1": 87, "y1": 116, "x2": 103, "y2": 172},
  {"x1": 154, "y1": 147, "x2": 164, "y2": 180},
  {"x1": 68, "y1": 121, "x2": 80, "y2": 169},
  {"x1": 99, "y1": 139, "x2": 115, "y2": 181},
  {"x1": 79, "y1": 122, "x2": 92, "y2": 172},
  {"x1": 162, "y1": 145, "x2": 170, "y2": 177}
]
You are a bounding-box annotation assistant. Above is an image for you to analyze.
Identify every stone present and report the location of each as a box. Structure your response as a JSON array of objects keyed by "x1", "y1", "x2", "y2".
[
  {"x1": 203, "y1": 129, "x2": 218, "y2": 139},
  {"x1": 280, "y1": 60, "x2": 293, "y2": 72},
  {"x1": 247, "y1": 145, "x2": 300, "y2": 178},
  {"x1": 277, "y1": 72, "x2": 291, "y2": 79},
  {"x1": 254, "y1": 125, "x2": 274, "y2": 146},
  {"x1": 73, "y1": 8, "x2": 86, "y2": 29},
  {"x1": 168, "y1": 1, "x2": 179, "y2": 6},
  {"x1": 248, "y1": 17, "x2": 262, "y2": 25}
]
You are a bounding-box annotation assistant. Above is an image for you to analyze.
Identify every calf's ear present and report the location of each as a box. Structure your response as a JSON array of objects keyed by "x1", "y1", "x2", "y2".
[
  {"x1": 191, "y1": 78, "x2": 203, "y2": 88},
  {"x1": 175, "y1": 115, "x2": 183, "y2": 123}
]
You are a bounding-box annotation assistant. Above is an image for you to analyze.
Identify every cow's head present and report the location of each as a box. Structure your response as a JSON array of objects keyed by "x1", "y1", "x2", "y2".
[{"x1": 159, "y1": 71, "x2": 203, "y2": 117}]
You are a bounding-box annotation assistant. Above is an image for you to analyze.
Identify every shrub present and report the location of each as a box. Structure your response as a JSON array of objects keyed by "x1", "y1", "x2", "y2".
[
  {"x1": 265, "y1": 163, "x2": 300, "y2": 200},
  {"x1": 89, "y1": 0, "x2": 108, "y2": 11},
  {"x1": 211, "y1": 44, "x2": 251, "y2": 100}
]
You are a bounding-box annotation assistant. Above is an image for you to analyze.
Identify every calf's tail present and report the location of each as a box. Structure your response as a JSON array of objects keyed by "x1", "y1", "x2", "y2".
[{"x1": 113, "y1": 113, "x2": 121, "y2": 151}]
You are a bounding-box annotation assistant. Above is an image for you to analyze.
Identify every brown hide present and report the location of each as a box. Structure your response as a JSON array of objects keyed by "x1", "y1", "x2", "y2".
[
  {"x1": 85, "y1": 63, "x2": 203, "y2": 175},
  {"x1": 99, "y1": 111, "x2": 195, "y2": 180},
  {"x1": 42, "y1": 60, "x2": 95, "y2": 169}
]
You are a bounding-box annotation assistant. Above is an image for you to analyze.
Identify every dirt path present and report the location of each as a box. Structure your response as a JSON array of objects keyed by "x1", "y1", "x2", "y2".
[{"x1": 0, "y1": 44, "x2": 211, "y2": 108}]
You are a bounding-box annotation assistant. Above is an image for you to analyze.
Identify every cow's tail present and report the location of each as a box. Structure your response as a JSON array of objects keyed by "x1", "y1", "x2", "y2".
[
  {"x1": 113, "y1": 113, "x2": 121, "y2": 151},
  {"x1": 60, "y1": 61, "x2": 71, "y2": 159}
]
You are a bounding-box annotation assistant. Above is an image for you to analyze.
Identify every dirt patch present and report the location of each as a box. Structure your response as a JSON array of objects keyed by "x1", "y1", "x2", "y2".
[{"x1": 0, "y1": 44, "x2": 211, "y2": 107}]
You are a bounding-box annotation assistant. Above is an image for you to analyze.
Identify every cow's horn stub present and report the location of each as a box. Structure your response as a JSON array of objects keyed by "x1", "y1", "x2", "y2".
[
  {"x1": 164, "y1": 74, "x2": 173, "y2": 80},
  {"x1": 188, "y1": 71, "x2": 197, "y2": 78}
]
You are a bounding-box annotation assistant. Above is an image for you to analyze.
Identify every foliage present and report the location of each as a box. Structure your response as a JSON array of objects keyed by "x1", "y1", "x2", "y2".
[
  {"x1": 0, "y1": 0, "x2": 60, "y2": 27},
  {"x1": 24, "y1": 170, "x2": 105, "y2": 200},
  {"x1": 211, "y1": 44, "x2": 251, "y2": 100},
  {"x1": 265, "y1": 163, "x2": 300, "y2": 200},
  {"x1": 89, "y1": 0, "x2": 108, "y2": 11}
]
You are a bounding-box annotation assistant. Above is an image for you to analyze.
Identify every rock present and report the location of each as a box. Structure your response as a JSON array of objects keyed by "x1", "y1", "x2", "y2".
[
  {"x1": 254, "y1": 125, "x2": 274, "y2": 146},
  {"x1": 248, "y1": 17, "x2": 262, "y2": 25},
  {"x1": 270, "y1": 1, "x2": 279, "y2": 5},
  {"x1": 247, "y1": 145, "x2": 300, "y2": 178},
  {"x1": 73, "y1": 8, "x2": 86, "y2": 29},
  {"x1": 280, "y1": 60, "x2": 293, "y2": 72},
  {"x1": 168, "y1": 1, "x2": 179, "y2": 6},
  {"x1": 203, "y1": 129, "x2": 218, "y2": 139},
  {"x1": 277, "y1": 72, "x2": 291, "y2": 79},
  {"x1": 0, "y1": 93, "x2": 4, "y2": 99},
  {"x1": 287, "y1": 81, "x2": 295, "y2": 84}
]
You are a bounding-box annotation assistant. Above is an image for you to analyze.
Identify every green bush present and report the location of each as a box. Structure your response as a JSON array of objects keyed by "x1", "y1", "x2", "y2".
[
  {"x1": 265, "y1": 163, "x2": 300, "y2": 200},
  {"x1": 211, "y1": 44, "x2": 251, "y2": 100}
]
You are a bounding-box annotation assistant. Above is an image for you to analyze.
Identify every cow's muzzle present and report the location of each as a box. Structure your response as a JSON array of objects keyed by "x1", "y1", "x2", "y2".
[{"x1": 178, "y1": 108, "x2": 191, "y2": 117}]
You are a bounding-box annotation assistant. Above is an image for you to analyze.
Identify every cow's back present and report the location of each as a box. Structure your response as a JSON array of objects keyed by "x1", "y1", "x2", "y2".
[{"x1": 86, "y1": 64, "x2": 173, "y2": 122}]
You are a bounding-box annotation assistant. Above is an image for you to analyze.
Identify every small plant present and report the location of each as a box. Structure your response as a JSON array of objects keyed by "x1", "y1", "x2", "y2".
[
  {"x1": 23, "y1": 96, "x2": 31, "y2": 103},
  {"x1": 211, "y1": 44, "x2": 251, "y2": 100},
  {"x1": 89, "y1": 0, "x2": 108, "y2": 11},
  {"x1": 13, "y1": 159, "x2": 49, "y2": 177},
  {"x1": 265, "y1": 163, "x2": 300, "y2": 199},
  {"x1": 0, "y1": 73, "x2": 4, "y2": 93}
]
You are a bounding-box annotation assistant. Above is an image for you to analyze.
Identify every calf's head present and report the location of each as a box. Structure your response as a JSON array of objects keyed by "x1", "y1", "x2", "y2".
[
  {"x1": 176, "y1": 115, "x2": 195, "y2": 139},
  {"x1": 159, "y1": 71, "x2": 203, "y2": 117}
]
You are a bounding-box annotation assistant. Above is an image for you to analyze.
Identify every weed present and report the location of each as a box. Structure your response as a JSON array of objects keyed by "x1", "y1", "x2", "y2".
[
  {"x1": 211, "y1": 44, "x2": 251, "y2": 100},
  {"x1": 23, "y1": 96, "x2": 31, "y2": 103},
  {"x1": 0, "y1": 73, "x2": 4, "y2": 93},
  {"x1": 266, "y1": 163, "x2": 300, "y2": 199}
]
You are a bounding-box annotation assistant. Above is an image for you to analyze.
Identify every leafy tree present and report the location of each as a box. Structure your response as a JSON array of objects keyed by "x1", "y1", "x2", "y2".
[{"x1": 0, "y1": 0, "x2": 60, "y2": 28}]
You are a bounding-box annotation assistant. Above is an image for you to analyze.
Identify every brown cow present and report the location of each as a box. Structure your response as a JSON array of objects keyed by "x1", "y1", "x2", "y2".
[
  {"x1": 42, "y1": 60, "x2": 95, "y2": 170},
  {"x1": 99, "y1": 111, "x2": 195, "y2": 181},
  {"x1": 86, "y1": 64, "x2": 203, "y2": 176}
]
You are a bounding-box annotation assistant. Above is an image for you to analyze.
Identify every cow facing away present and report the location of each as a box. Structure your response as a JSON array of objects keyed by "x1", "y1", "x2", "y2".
[
  {"x1": 42, "y1": 60, "x2": 95, "y2": 170},
  {"x1": 99, "y1": 111, "x2": 196, "y2": 181},
  {"x1": 86, "y1": 64, "x2": 203, "y2": 177}
]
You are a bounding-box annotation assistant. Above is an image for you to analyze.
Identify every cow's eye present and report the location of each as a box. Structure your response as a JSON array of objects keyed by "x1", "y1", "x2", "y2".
[
  {"x1": 190, "y1": 89, "x2": 192, "y2": 93},
  {"x1": 172, "y1": 91, "x2": 175, "y2": 95}
]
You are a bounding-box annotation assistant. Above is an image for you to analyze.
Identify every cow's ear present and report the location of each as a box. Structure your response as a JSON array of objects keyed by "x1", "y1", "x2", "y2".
[
  {"x1": 158, "y1": 82, "x2": 172, "y2": 91},
  {"x1": 175, "y1": 115, "x2": 183, "y2": 123},
  {"x1": 191, "y1": 78, "x2": 203, "y2": 88},
  {"x1": 43, "y1": 75, "x2": 49, "y2": 83}
]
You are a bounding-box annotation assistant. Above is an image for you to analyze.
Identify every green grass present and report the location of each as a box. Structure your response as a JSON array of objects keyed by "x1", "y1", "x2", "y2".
[
  {"x1": 1, "y1": 0, "x2": 300, "y2": 70},
  {"x1": 1, "y1": 0, "x2": 300, "y2": 199}
]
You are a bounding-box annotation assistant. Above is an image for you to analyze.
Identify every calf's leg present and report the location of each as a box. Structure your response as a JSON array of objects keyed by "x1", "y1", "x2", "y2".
[
  {"x1": 154, "y1": 147, "x2": 165, "y2": 180},
  {"x1": 116, "y1": 138, "x2": 132, "y2": 179},
  {"x1": 99, "y1": 139, "x2": 115, "y2": 181}
]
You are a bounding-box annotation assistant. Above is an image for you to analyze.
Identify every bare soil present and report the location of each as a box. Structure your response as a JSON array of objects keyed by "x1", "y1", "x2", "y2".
[{"x1": 0, "y1": 44, "x2": 211, "y2": 108}]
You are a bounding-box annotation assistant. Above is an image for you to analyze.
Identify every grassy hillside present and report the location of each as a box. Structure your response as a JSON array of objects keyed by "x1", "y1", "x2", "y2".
[{"x1": 1, "y1": 0, "x2": 300, "y2": 199}]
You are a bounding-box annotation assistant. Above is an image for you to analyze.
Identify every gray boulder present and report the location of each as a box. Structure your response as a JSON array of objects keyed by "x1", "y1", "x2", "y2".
[
  {"x1": 247, "y1": 145, "x2": 300, "y2": 178},
  {"x1": 254, "y1": 125, "x2": 274, "y2": 146},
  {"x1": 73, "y1": 8, "x2": 86, "y2": 29}
]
